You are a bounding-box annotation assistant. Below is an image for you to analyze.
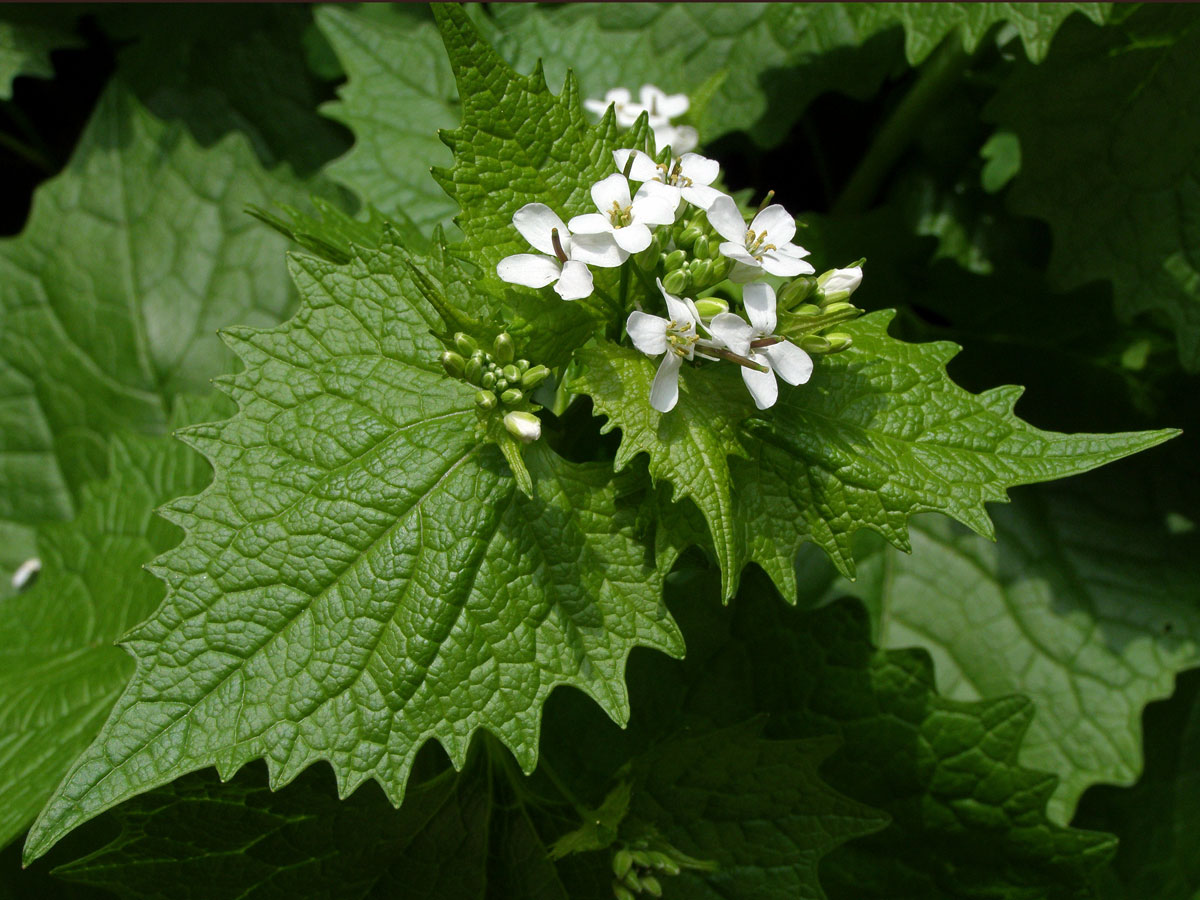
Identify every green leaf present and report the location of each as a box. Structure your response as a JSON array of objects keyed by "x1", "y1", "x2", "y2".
[
  {"x1": 574, "y1": 311, "x2": 1177, "y2": 599},
  {"x1": 53, "y1": 764, "x2": 495, "y2": 900},
  {"x1": 316, "y1": 5, "x2": 461, "y2": 229},
  {"x1": 22, "y1": 241, "x2": 683, "y2": 863},
  {"x1": 799, "y1": 473, "x2": 1200, "y2": 824},
  {"x1": 0, "y1": 421, "x2": 213, "y2": 850},
  {"x1": 0, "y1": 17, "x2": 77, "y2": 99},
  {"x1": 544, "y1": 577, "x2": 1116, "y2": 898},
  {"x1": 989, "y1": 4, "x2": 1200, "y2": 370},
  {"x1": 484, "y1": 3, "x2": 1107, "y2": 148},
  {"x1": 0, "y1": 82, "x2": 318, "y2": 587},
  {"x1": 1074, "y1": 669, "x2": 1200, "y2": 900},
  {"x1": 622, "y1": 723, "x2": 887, "y2": 900}
]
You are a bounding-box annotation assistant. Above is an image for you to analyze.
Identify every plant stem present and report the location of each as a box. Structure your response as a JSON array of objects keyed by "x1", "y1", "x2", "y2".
[
  {"x1": 0, "y1": 130, "x2": 54, "y2": 173},
  {"x1": 696, "y1": 343, "x2": 770, "y2": 373},
  {"x1": 832, "y1": 36, "x2": 972, "y2": 216},
  {"x1": 539, "y1": 755, "x2": 591, "y2": 820}
]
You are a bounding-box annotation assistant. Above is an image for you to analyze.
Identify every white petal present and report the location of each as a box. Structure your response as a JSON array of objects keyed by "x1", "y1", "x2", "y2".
[
  {"x1": 584, "y1": 99, "x2": 609, "y2": 117},
  {"x1": 627, "y1": 311, "x2": 669, "y2": 356},
  {"x1": 679, "y1": 153, "x2": 719, "y2": 186},
  {"x1": 606, "y1": 88, "x2": 632, "y2": 105},
  {"x1": 614, "y1": 148, "x2": 659, "y2": 183},
  {"x1": 706, "y1": 195, "x2": 747, "y2": 244},
  {"x1": 630, "y1": 193, "x2": 678, "y2": 227},
  {"x1": 513, "y1": 203, "x2": 568, "y2": 256},
  {"x1": 497, "y1": 254, "x2": 561, "y2": 289},
  {"x1": 819, "y1": 266, "x2": 862, "y2": 295},
  {"x1": 613, "y1": 223, "x2": 652, "y2": 253},
  {"x1": 741, "y1": 362, "x2": 779, "y2": 410},
  {"x1": 650, "y1": 353, "x2": 683, "y2": 413},
  {"x1": 718, "y1": 242, "x2": 759, "y2": 267},
  {"x1": 775, "y1": 240, "x2": 811, "y2": 259},
  {"x1": 663, "y1": 125, "x2": 698, "y2": 154},
  {"x1": 742, "y1": 282, "x2": 777, "y2": 335},
  {"x1": 680, "y1": 184, "x2": 724, "y2": 210},
  {"x1": 760, "y1": 250, "x2": 815, "y2": 278},
  {"x1": 750, "y1": 204, "x2": 797, "y2": 245},
  {"x1": 591, "y1": 173, "x2": 632, "y2": 213},
  {"x1": 616, "y1": 105, "x2": 651, "y2": 127},
  {"x1": 571, "y1": 232, "x2": 628, "y2": 268},
  {"x1": 763, "y1": 341, "x2": 813, "y2": 386},
  {"x1": 554, "y1": 260, "x2": 594, "y2": 301},
  {"x1": 708, "y1": 312, "x2": 755, "y2": 356},
  {"x1": 729, "y1": 261, "x2": 765, "y2": 283},
  {"x1": 640, "y1": 84, "x2": 689, "y2": 119},
  {"x1": 664, "y1": 292, "x2": 697, "y2": 329},
  {"x1": 567, "y1": 213, "x2": 613, "y2": 235}
]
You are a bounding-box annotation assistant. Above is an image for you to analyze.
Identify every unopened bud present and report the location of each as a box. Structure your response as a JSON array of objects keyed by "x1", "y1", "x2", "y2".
[
  {"x1": 502, "y1": 364, "x2": 520, "y2": 382},
  {"x1": 661, "y1": 269, "x2": 688, "y2": 295},
  {"x1": 648, "y1": 852, "x2": 680, "y2": 875},
  {"x1": 521, "y1": 364, "x2": 551, "y2": 388},
  {"x1": 821, "y1": 289, "x2": 851, "y2": 305},
  {"x1": 612, "y1": 849, "x2": 634, "y2": 879},
  {"x1": 440, "y1": 351, "x2": 465, "y2": 379},
  {"x1": 692, "y1": 234, "x2": 713, "y2": 259},
  {"x1": 516, "y1": 358, "x2": 531, "y2": 372},
  {"x1": 503, "y1": 410, "x2": 541, "y2": 442},
  {"x1": 689, "y1": 259, "x2": 714, "y2": 286},
  {"x1": 464, "y1": 357, "x2": 484, "y2": 385},
  {"x1": 798, "y1": 334, "x2": 832, "y2": 354},
  {"x1": 677, "y1": 226, "x2": 702, "y2": 247},
  {"x1": 792, "y1": 303, "x2": 821, "y2": 317},
  {"x1": 493, "y1": 332, "x2": 515, "y2": 365},
  {"x1": 777, "y1": 275, "x2": 816, "y2": 309},
  {"x1": 481, "y1": 371, "x2": 496, "y2": 389},
  {"x1": 693, "y1": 297, "x2": 729, "y2": 320},
  {"x1": 613, "y1": 884, "x2": 636, "y2": 900},
  {"x1": 825, "y1": 332, "x2": 853, "y2": 352},
  {"x1": 454, "y1": 332, "x2": 478, "y2": 356},
  {"x1": 500, "y1": 388, "x2": 523, "y2": 405},
  {"x1": 475, "y1": 390, "x2": 497, "y2": 410},
  {"x1": 822, "y1": 301, "x2": 857, "y2": 316},
  {"x1": 622, "y1": 869, "x2": 642, "y2": 891},
  {"x1": 817, "y1": 266, "x2": 863, "y2": 298},
  {"x1": 641, "y1": 875, "x2": 663, "y2": 898}
]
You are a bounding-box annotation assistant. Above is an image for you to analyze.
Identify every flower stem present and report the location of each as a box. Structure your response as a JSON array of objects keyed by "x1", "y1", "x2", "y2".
[
  {"x1": 697, "y1": 343, "x2": 770, "y2": 373},
  {"x1": 832, "y1": 36, "x2": 973, "y2": 216}
]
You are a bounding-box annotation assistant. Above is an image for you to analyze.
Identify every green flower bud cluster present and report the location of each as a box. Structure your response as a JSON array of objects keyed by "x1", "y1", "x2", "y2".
[
  {"x1": 656, "y1": 209, "x2": 732, "y2": 297},
  {"x1": 440, "y1": 332, "x2": 550, "y2": 411},
  {"x1": 774, "y1": 265, "x2": 867, "y2": 356},
  {"x1": 609, "y1": 840, "x2": 715, "y2": 900}
]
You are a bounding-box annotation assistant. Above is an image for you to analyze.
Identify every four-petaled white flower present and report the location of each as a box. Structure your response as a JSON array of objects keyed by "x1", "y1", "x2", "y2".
[
  {"x1": 497, "y1": 203, "x2": 625, "y2": 301},
  {"x1": 584, "y1": 84, "x2": 698, "y2": 154},
  {"x1": 569, "y1": 174, "x2": 679, "y2": 254},
  {"x1": 708, "y1": 283, "x2": 813, "y2": 410},
  {"x1": 626, "y1": 279, "x2": 704, "y2": 413},
  {"x1": 613, "y1": 149, "x2": 725, "y2": 210},
  {"x1": 706, "y1": 195, "x2": 815, "y2": 282}
]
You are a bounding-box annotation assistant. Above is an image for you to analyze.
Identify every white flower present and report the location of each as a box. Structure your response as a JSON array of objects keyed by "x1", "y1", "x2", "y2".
[
  {"x1": 503, "y1": 411, "x2": 542, "y2": 443},
  {"x1": 818, "y1": 266, "x2": 863, "y2": 298},
  {"x1": 706, "y1": 195, "x2": 815, "y2": 282},
  {"x1": 626, "y1": 279, "x2": 704, "y2": 413},
  {"x1": 708, "y1": 283, "x2": 813, "y2": 410},
  {"x1": 568, "y1": 173, "x2": 679, "y2": 254},
  {"x1": 613, "y1": 149, "x2": 725, "y2": 210},
  {"x1": 585, "y1": 84, "x2": 697, "y2": 153},
  {"x1": 11, "y1": 557, "x2": 41, "y2": 591},
  {"x1": 497, "y1": 203, "x2": 625, "y2": 301}
]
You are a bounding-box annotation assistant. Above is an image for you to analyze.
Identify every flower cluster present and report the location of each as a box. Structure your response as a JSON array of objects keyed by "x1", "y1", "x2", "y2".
[
  {"x1": 441, "y1": 331, "x2": 550, "y2": 443},
  {"x1": 494, "y1": 87, "x2": 865, "y2": 415},
  {"x1": 585, "y1": 83, "x2": 697, "y2": 154}
]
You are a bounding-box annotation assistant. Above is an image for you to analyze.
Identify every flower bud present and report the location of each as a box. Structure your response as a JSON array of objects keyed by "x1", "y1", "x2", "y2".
[
  {"x1": 481, "y1": 371, "x2": 496, "y2": 389},
  {"x1": 622, "y1": 869, "x2": 642, "y2": 891},
  {"x1": 689, "y1": 259, "x2": 714, "y2": 286},
  {"x1": 492, "y1": 332, "x2": 515, "y2": 365},
  {"x1": 693, "y1": 297, "x2": 729, "y2": 320},
  {"x1": 798, "y1": 334, "x2": 832, "y2": 354},
  {"x1": 641, "y1": 875, "x2": 663, "y2": 898},
  {"x1": 647, "y1": 852, "x2": 680, "y2": 875},
  {"x1": 661, "y1": 269, "x2": 689, "y2": 295},
  {"x1": 677, "y1": 225, "x2": 702, "y2": 247},
  {"x1": 502, "y1": 364, "x2": 520, "y2": 382},
  {"x1": 825, "y1": 332, "x2": 853, "y2": 352},
  {"x1": 822, "y1": 301, "x2": 856, "y2": 316},
  {"x1": 792, "y1": 303, "x2": 821, "y2": 317},
  {"x1": 475, "y1": 390, "x2": 497, "y2": 410},
  {"x1": 500, "y1": 388, "x2": 523, "y2": 405},
  {"x1": 817, "y1": 266, "x2": 862, "y2": 298},
  {"x1": 521, "y1": 364, "x2": 551, "y2": 388},
  {"x1": 464, "y1": 357, "x2": 484, "y2": 385},
  {"x1": 454, "y1": 332, "x2": 478, "y2": 356},
  {"x1": 612, "y1": 849, "x2": 634, "y2": 879},
  {"x1": 440, "y1": 351, "x2": 465, "y2": 379},
  {"x1": 516, "y1": 358, "x2": 531, "y2": 372},
  {"x1": 777, "y1": 275, "x2": 816, "y2": 309},
  {"x1": 663, "y1": 249, "x2": 687, "y2": 271},
  {"x1": 503, "y1": 410, "x2": 541, "y2": 442},
  {"x1": 692, "y1": 234, "x2": 713, "y2": 259},
  {"x1": 613, "y1": 885, "x2": 636, "y2": 900}
]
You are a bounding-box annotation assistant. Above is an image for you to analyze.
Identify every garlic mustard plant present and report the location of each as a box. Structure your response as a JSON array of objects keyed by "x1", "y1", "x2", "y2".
[
  {"x1": 585, "y1": 82, "x2": 698, "y2": 152},
  {"x1": 626, "y1": 280, "x2": 704, "y2": 412},
  {"x1": 568, "y1": 173, "x2": 680, "y2": 254},
  {"x1": 613, "y1": 148, "x2": 725, "y2": 210},
  {"x1": 707, "y1": 194, "x2": 815, "y2": 281},
  {"x1": 497, "y1": 202, "x2": 625, "y2": 300}
]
